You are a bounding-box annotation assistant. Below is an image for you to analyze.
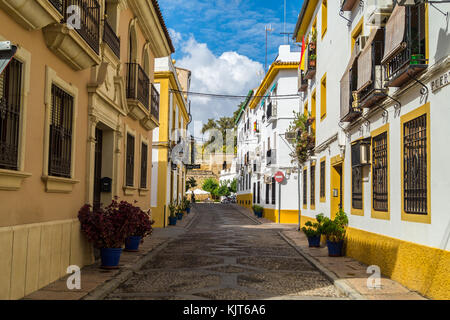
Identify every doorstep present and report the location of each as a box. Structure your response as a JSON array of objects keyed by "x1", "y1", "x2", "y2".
[
  {"x1": 233, "y1": 204, "x2": 427, "y2": 300},
  {"x1": 22, "y1": 207, "x2": 198, "y2": 300}
]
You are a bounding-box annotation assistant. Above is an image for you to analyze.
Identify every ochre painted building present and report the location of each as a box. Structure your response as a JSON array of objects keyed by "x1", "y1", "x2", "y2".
[{"x1": 0, "y1": 0, "x2": 173, "y2": 299}]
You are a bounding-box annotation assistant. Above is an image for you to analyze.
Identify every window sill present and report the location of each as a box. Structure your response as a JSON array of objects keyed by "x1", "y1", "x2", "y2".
[
  {"x1": 351, "y1": 208, "x2": 364, "y2": 216},
  {"x1": 41, "y1": 175, "x2": 80, "y2": 193},
  {"x1": 0, "y1": 169, "x2": 32, "y2": 191},
  {"x1": 139, "y1": 188, "x2": 149, "y2": 196},
  {"x1": 123, "y1": 186, "x2": 137, "y2": 196}
]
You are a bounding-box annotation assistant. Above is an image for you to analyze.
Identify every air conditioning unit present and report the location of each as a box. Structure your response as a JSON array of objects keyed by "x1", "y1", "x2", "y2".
[{"x1": 355, "y1": 35, "x2": 369, "y2": 55}]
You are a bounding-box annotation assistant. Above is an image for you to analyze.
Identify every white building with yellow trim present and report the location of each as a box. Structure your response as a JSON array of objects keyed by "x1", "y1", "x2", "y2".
[
  {"x1": 151, "y1": 57, "x2": 191, "y2": 228},
  {"x1": 293, "y1": 0, "x2": 450, "y2": 299},
  {"x1": 236, "y1": 45, "x2": 301, "y2": 223}
]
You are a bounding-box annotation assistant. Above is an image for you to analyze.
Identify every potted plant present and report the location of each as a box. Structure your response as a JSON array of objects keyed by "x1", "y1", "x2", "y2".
[
  {"x1": 78, "y1": 199, "x2": 138, "y2": 269},
  {"x1": 309, "y1": 29, "x2": 317, "y2": 50},
  {"x1": 182, "y1": 196, "x2": 191, "y2": 214},
  {"x1": 125, "y1": 207, "x2": 155, "y2": 252},
  {"x1": 252, "y1": 204, "x2": 264, "y2": 218},
  {"x1": 322, "y1": 209, "x2": 349, "y2": 257},
  {"x1": 176, "y1": 203, "x2": 184, "y2": 220},
  {"x1": 309, "y1": 54, "x2": 316, "y2": 68},
  {"x1": 168, "y1": 201, "x2": 177, "y2": 226},
  {"x1": 301, "y1": 213, "x2": 325, "y2": 247}
]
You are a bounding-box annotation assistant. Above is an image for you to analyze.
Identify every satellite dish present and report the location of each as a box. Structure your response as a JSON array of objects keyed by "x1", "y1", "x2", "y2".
[{"x1": 0, "y1": 41, "x2": 17, "y2": 76}]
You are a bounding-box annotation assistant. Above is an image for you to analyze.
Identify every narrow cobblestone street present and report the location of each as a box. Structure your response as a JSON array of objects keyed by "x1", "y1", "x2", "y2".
[{"x1": 106, "y1": 204, "x2": 345, "y2": 300}]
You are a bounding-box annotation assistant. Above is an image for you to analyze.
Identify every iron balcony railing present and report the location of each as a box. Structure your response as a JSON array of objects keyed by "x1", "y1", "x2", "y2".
[
  {"x1": 126, "y1": 63, "x2": 150, "y2": 110},
  {"x1": 266, "y1": 102, "x2": 273, "y2": 119},
  {"x1": 103, "y1": 20, "x2": 120, "y2": 59},
  {"x1": 150, "y1": 83, "x2": 160, "y2": 121},
  {"x1": 49, "y1": 0, "x2": 100, "y2": 54},
  {"x1": 383, "y1": 4, "x2": 427, "y2": 87},
  {"x1": 299, "y1": 70, "x2": 308, "y2": 92}
]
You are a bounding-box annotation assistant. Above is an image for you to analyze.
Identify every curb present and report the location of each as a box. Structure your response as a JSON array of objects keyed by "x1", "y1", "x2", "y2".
[
  {"x1": 231, "y1": 204, "x2": 263, "y2": 225},
  {"x1": 83, "y1": 208, "x2": 199, "y2": 300},
  {"x1": 278, "y1": 231, "x2": 365, "y2": 300}
]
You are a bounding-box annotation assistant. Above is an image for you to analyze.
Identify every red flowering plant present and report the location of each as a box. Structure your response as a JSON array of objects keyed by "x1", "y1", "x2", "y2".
[
  {"x1": 130, "y1": 208, "x2": 155, "y2": 243},
  {"x1": 78, "y1": 198, "x2": 153, "y2": 248},
  {"x1": 287, "y1": 111, "x2": 315, "y2": 165}
]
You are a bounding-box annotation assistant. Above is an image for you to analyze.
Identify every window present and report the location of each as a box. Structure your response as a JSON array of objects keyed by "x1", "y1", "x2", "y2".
[
  {"x1": 311, "y1": 90, "x2": 316, "y2": 133},
  {"x1": 257, "y1": 181, "x2": 260, "y2": 204},
  {"x1": 126, "y1": 133, "x2": 135, "y2": 187},
  {"x1": 351, "y1": 17, "x2": 364, "y2": 51},
  {"x1": 303, "y1": 168, "x2": 307, "y2": 207},
  {"x1": 48, "y1": 84, "x2": 73, "y2": 178},
  {"x1": 271, "y1": 177, "x2": 276, "y2": 205},
  {"x1": 140, "y1": 142, "x2": 148, "y2": 188},
  {"x1": 0, "y1": 58, "x2": 22, "y2": 171},
  {"x1": 352, "y1": 166, "x2": 363, "y2": 210},
  {"x1": 320, "y1": 158, "x2": 326, "y2": 202},
  {"x1": 253, "y1": 183, "x2": 256, "y2": 203},
  {"x1": 372, "y1": 131, "x2": 388, "y2": 212},
  {"x1": 322, "y1": 0, "x2": 327, "y2": 38},
  {"x1": 403, "y1": 114, "x2": 427, "y2": 215},
  {"x1": 310, "y1": 164, "x2": 316, "y2": 209},
  {"x1": 266, "y1": 182, "x2": 269, "y2": 204},
  {"x1": 320, "y1": 74, "x2": 327, "y2": 121}
]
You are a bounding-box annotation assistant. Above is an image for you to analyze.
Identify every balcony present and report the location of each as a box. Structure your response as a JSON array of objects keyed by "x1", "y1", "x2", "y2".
[
  {"x1": 266, "y1": 149, "x2": 276, "y2": 166},
  {"x1": 340, "y1": 0, "x2": 359, "y2": 11},
  {"x1": 43, "y1": 0, "x2": 101, "y2": 70},
  {"x1": 127, "y1": 63, "x2": 155, "y2": 128},
  {"x1": 0, "y1": 0, "x2": 61, "y2": 30},
  {"x1": 356, "y1": 29, "x2": 387, "y2": 109},
  {"x1": 341, "y1": 65, "x2": 361, "y2": 122},
  {"x1": 382, "y1": 4, "x2": 427, "y2": 88},
  {"x1": 150, "y1": 84, "x2": 160, "y2": 122},
  {"x1": 103, "y1": 20, "x2": 120, "y2": 59},
  {"x1": 298, "y1": 70, "x2": 308, "y2": 92},
  {"x1": 266, "y1": 101, "x2": 277, "y2": 123},
  {"x1": 304, "y1": 43, "x2": 316, "y2": 80}
]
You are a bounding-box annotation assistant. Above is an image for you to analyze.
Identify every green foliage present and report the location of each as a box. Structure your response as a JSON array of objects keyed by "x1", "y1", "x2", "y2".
[
  {"x1": 201, "y1": 116, "x2": 236, "y2": 154},
  {"x1": 202, "y1": 178, "x2": 219, "y2": 194},
  {"x1": 181, "y1": 197, "x2": 190, "y2": 211},
  {"x1": 287, "y1": 111, "x2": 315, "y2": 166},
  {"x1": 217, "y1": 184, "x2": 231, "y2": 197},
  {"x1": 301, "y1": 213, "x2": 325, "y2": 238},
  {"x1": 321, "y1": 209, "x2": 349, "y2": 242},
  {"x1": 252, "y1": 205, "x2": 264, "y2": 214},
  {"x1": 168, "y1": 201, "x2": 177, "y2": 218},
  {"x1": 229, "y1": 178, "x2": 237, "y2": 193},
  {"x1": 186, "y1": 177, "x2": 197, "y2": 191}
]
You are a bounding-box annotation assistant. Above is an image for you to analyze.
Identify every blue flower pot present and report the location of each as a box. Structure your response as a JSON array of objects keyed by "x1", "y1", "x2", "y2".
[
  {"x1": 326, "y1": 240, "x2": 344, "y2": 257},
  {"x1": 186, "y1": 207, "x2": 191, "y2": 214},
  {"x1": 100, "y1": 248, "x2": 122, "y2": 269},
  {"x1": 256, "y1": 211, "x2": 263, "y2": 218},
  {"x1": 307, "y1": 235, "x2": 321, "y2": 248},
  {"x1": 169, "y1": 216, "x2": 177, "y2": 226},
  {"x1": 125, "y1": 236, "x2": 142, "y2": 252},
  {"x1": 177, "y1": 213, "x2": 183, "y2": 220},
  {"x1": 253, "y1": 210, "x2": 258, "y2": 216}
]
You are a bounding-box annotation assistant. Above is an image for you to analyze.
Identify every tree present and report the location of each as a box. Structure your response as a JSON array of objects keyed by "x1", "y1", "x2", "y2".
[
  {"x1": 217, "y1": 184, "x2": 231, "y2": 197},
  {"x1": 202, "y1": 178, "x2": 219, "y2": 199},
  {"x1": 186, "y1": 177, "x2": 197, "y2": 192},
  {"x1": 229, "y1": 178, "x2": 237, "y2": 193}
]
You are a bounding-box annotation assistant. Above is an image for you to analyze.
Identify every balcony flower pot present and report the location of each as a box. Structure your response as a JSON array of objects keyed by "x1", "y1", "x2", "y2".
[
  {"x1": 309, "y1": 42, "x2": 316, "y2": 51},
  {"x1": 186, "y1": 207, "x2": 191, "y2": 214},
  {"x1": 410, "y1": 54, "x2": 424, "y2": 65},
  {"x1": 169, "y1": 216, "x2": 177, "y2": 226},
  {"x1": 307, "y1": 235, "x2": 321, "y2": 248},
  {"x1": 125, "y1": 236, "x2": 142, "y2": 252},
  {"x1": 100, "y1": 248, "x2": 122, "y2": 269},
  {"x1": 326, "y1": 240, "x2": 344, "y2": 257},
  {"x1": 177, "y1": 212, "x2": 183, "y2": 220}
]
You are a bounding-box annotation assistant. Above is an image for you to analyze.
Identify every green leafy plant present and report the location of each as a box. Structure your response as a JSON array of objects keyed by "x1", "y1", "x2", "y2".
[
  {"x1": 322, "y1": 209, "x2": 349, "y2": 242},
  {"x1": 287, "y1": 111, "x2": 315, "y2": 166},
  {"x1": 230, "y1": 178, "x2": 237, "y2": 193},
  {"x1": 310, "y1": 29, "x2": 317, "y2": 43},
  {"x1": 301, "y1": 213, "x2": 325, "y2": 237},
  {"x1": 252, "y1": 204, "x2": 264, "y2": 214},
  {"x1": 168, "y1": 201, "x2": 177, "y2": 218},
  {"x1": 181, "y1": 196, "x2": 190, "y2": 211}
]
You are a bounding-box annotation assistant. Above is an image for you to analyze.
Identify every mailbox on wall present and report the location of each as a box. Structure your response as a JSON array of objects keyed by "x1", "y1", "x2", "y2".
[{"x1": 101, "y1": 177, "x2": 112, "y2": 193}]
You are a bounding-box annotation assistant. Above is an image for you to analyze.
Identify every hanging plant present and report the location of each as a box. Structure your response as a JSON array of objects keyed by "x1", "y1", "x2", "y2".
[{"x1": 287, "y1": 111, "x2": 315, "y2": 166}]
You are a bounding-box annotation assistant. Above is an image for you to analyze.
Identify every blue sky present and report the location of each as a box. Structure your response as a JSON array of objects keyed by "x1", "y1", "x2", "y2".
[{"x1": 158, "y1": 0, "x2": 304, "y2": 139}]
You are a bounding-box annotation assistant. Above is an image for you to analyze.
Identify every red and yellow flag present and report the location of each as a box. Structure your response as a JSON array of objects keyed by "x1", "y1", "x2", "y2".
[{"x1": 299, "y1": 36, "x2": 306, "y2": 71}]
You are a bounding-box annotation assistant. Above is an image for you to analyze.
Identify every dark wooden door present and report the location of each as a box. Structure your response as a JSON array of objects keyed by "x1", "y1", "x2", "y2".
[{"x1": 93, "y1": 128, "x2": 103, "y2": 210}]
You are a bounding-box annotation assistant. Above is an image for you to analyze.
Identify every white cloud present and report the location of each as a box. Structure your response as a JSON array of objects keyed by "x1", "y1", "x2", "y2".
[
  {"x1": 168, "y1": 28, "x2": 182, "y2": 46},
  {"x1": 175, "y1": 36, "x2": 264, "y2": 140}
]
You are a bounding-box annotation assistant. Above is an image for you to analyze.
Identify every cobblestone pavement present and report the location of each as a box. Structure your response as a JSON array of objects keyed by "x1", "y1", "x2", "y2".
[{"x1": 106, "y1": 204, "x2": 346, "y2": 300}]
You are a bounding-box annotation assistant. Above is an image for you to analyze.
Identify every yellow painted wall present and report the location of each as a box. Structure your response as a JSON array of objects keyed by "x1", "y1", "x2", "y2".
[
  {"x1": 237, "y1": 194, "x2": 253, "y2": 210},
  {"x1": 263, "y1": 209, "x2": 302, "y2": 224},
  {"x1": 345, "y1": 227, "x2": 450, "y2": 300},
  {"x1": 0, "y1": 219, "x2": 93, "y2": 300}
]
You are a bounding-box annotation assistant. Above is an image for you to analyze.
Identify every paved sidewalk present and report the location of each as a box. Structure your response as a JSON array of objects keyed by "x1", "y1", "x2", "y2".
[
  {"x1": 232, "y1": 204, "x2": 427, "y2": 300},
  {"x1": 22, "y1": 207, "x2": 198, "y2": 300}
]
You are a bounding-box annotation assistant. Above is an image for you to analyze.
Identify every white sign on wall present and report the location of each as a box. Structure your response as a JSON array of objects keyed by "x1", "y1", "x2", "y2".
[{"x1": 430, "y1": 70, "x2": 450, "y2": 93}]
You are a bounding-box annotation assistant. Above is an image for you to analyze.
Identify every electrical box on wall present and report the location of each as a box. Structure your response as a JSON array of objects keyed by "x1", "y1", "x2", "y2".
[{"x1": 101, "y1": 177, "x2": 112, "y2": 193}]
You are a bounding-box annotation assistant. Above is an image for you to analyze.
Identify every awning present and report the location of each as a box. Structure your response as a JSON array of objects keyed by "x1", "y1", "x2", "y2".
[
  {"x1": 382, "y1": 5, "x2": 406, "y2": 63},
  {"x1": 357, "y1": 28, "x2": 380, "y2": 91},
  {"x1": 340, "y1": 46, "x2": 360, "y2": 118}
]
